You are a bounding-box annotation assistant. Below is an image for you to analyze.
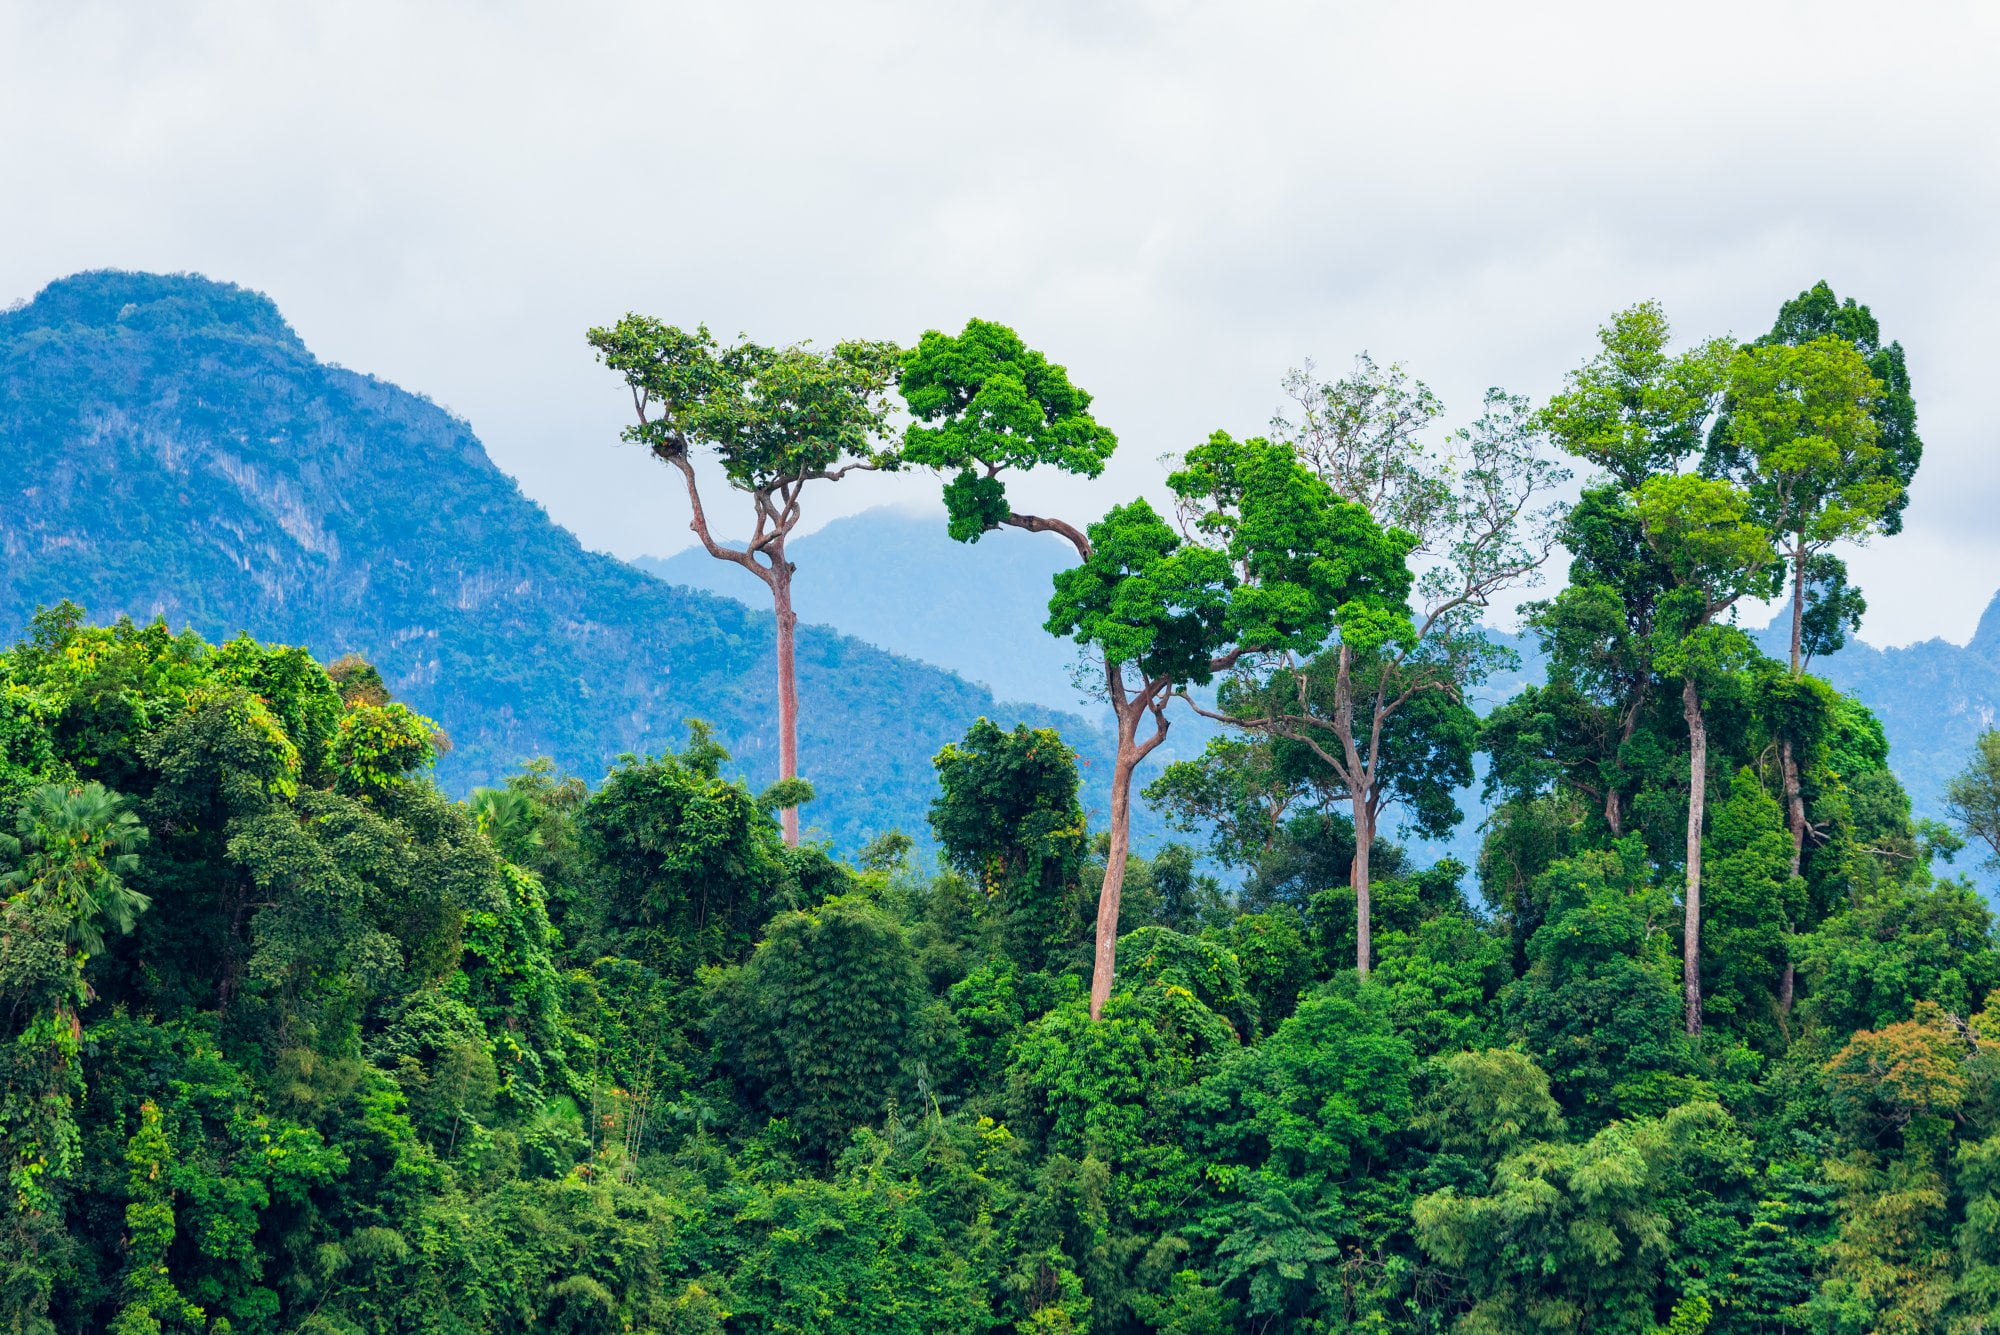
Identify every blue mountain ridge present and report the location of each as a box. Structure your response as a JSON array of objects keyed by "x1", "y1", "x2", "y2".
[
  {"x1": 638, "y1": 509, "x2": 2000, "y2": 885},
  {"x1": 0, "y1": 269, "x2": 1141, "y2": 852},
  {"x1": 8, "y1": 268, "x2": 1990, "y2": 884}
]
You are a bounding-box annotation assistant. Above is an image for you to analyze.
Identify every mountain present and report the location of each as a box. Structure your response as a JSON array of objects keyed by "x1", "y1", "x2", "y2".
[
  {"x1": 633, "y1": 509, "x2": 1091, "y2": 714},
  {"x1": 1751, "y1": 603, "x2": 2000, "y2": 834},
  {"x1": 9, "y1": 269, "x2": 1991, "y2": 880},
  {"x1": 0, "y1": 270, "x2": 1109, "y2": 851},
  {"x1": 645, "y1": 505, "x2": 2000, "y2": 885}
]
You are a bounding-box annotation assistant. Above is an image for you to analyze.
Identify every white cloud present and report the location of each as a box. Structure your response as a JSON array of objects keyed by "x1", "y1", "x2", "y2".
[{"x1": 3, "y1": 0, "x2": 1996, "y2": 643}]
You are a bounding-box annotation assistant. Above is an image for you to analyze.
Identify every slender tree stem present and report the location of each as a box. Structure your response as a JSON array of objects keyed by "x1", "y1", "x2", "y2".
[
  {"x1": 1091, "y1": 746, "x2": 1136, "y2": 1022},
  {"x1": 1789, "y1": 544, "x2": 1806, "y2": 675},
  {"x1": 661, "y1": 450, "x2": 806, "y2": 844},
  {"x1": 1682, "y1": 674, "x2": 1707, "y2": 1038},
  {"x1": 771, "y1": 547, "x2": 801, "y2": 846},
  {"x1": 1088, "y1": 672, "x2": 1171, "y2": 1020},
  {"x1": 1779, "y1": 542, "x2": 1807, "y2": 1016},
  {"x1": 1351, "y1": 793, "x2": 1375, "y2": 979}
]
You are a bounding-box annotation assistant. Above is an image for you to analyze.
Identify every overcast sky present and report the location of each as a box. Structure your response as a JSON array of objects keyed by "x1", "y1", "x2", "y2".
[{"x1": 5, "y1": 1, "x2": 1996, "y2": 645}]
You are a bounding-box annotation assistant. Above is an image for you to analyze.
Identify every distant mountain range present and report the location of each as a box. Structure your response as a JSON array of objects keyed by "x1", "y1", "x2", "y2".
[
  {"x1": 1762, "y1": 598, "x2": 2000, "y2": 835},
  {"x1": 0, "y1": 270, "x2": 1116, "y2": 851},
  {"x1": 636, "y1": 509, "x2": 2000, "y2": 881},
  {"x1": 7, "y1": 268, "x2": 1992, "y2": 883},
  {"x1": 632, "y1": 511, "x2": 1091, "y2": 714}
]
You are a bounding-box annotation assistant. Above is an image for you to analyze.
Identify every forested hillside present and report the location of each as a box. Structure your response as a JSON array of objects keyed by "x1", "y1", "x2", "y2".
[
  {"x1": 5, "y1": 595, "x2": 1999, "y2": 1333},
  {"x1": 0, "y1": 271, "x2": 1102, "y2": 850},
  {"x1": 10, "y1": 274, "x2": 2000, "y2": 1335}
]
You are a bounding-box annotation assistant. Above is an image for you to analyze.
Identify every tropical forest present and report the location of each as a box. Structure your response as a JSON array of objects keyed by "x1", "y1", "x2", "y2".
[{"x1": 7, "y1": 267, "x2": 2000, "y2": 1335}]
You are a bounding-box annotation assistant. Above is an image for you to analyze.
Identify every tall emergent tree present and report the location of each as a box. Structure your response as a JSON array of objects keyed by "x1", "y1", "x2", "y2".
[
  {"x1": 1710, "y1": 282, "x2": 1920, "y2": 876},
  {"x1": 589, "y1": 319, "x2": 900, "y2": 844},
  {"x1": 1635, "y1": 474, "x2": 1778, "y2": 1036},
  {"x1": 1194, "y1": 359, "x2": 1567, "y2": 977},
  {"x1": 900, "y1": 323, "x2": 1406, "y2": 1017},
  {"x1": 1540, "y1": 303, "x2": 1778, "y2": 1036}
]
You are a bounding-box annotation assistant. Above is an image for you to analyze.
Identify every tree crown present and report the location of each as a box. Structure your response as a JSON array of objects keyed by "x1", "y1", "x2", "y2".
[
  {"x1": 588, "y1": 315, "x2": 900, "y2": 488},
  {"x1": 898, "y1": 318, "x2": 1118, "y2": 540}
]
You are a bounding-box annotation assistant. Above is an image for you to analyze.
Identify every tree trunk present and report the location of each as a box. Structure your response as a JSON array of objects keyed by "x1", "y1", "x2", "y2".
[
  {"x1": 1089, "y1": 729, "x2": 1139, "y2": 1021},
  {"x1": 1789, "y1": 545, "x2": 1806, "y2": 675},
  {"x1": 1605, "y1": 681, "x2": 1646, "y2": 839},
  {"x1": 1782, "y1": 545, "x2": 1809, "y2": 868},
  {"x1": 1780, "y1": 743, "x2": 1806, "y2": 878},
  {"x1": 1682, "y1": 675, "x2": 1707, "y2": 1038},
  {"x1": 1352, "y1": 791, "x2": 1374, "y2": 979},
  {"x1": 771, "y1": 556, "x2": 801, "y2": 847},
  {"x1": 1778, "y1": 545, "x2": 1806, "y2": 1018}
]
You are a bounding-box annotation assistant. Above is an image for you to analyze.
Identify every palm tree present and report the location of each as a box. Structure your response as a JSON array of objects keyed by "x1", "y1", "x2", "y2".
[
  {"x1": 470, "y1": 786, "x2": 543, "y2": 865},
  {"x1": 0, "y1": 782, "x2": 151, "y2": 955}
]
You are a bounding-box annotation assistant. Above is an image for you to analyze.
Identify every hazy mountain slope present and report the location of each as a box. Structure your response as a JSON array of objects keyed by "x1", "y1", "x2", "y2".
[
  {"x1": 1753, "y1": 599, "x2": 2000, "y2": 826},
  {"x1": 634, "y1": 510, "x2": 1090, "y2": 713},
  {"x1": 651, "y1": 504, "x2": 2000, "y2": 885},
  {"x1": 0, "y1": 270, "x2": 1106, "y2": 850},
  {"x1": 635, "y1": 511, "x2": 1227, "y2": 814}
]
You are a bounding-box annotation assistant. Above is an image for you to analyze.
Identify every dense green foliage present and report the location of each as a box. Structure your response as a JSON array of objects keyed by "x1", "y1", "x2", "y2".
[
  {"x1": 0, "y1": 270, "x2": 1114, "y2": 853},
  {"x1": 637, "y1": 511, "x2": 2000, "y2": 893},
  {"x1": 5, "y1": 590, "x2": 2000, "y2": 1331},
  {"x1": 14, "y1": 271, "x2": 2000, "y2": 1333}
]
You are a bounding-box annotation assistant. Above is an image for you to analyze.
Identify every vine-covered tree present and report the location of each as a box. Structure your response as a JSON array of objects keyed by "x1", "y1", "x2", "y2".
[
  {"x1": 930, "y1": 718, "x2": 1087, "y2": 971},
  {"x1": 1540, "y1": 303, "x2": 1779, "y2": 1037},
  {"x1": 1710, "y1": 283, "x2": 1923, "y2": 881}
]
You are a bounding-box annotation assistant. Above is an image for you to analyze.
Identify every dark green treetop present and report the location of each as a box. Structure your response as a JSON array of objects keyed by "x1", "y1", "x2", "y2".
[{"x1": 899, "y1": 318, "x2": 1118, "y2": 541}]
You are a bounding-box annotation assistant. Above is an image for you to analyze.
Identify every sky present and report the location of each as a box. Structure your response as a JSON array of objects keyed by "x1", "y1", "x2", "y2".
[{"x1": 4, "y1": 0, "x2": 1997, "y2": 646}]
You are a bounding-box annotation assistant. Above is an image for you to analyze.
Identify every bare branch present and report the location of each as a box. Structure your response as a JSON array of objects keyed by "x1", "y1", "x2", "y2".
[
  {"x1": 667, "y1": 453, "x2": 773, "y2": 586},
  {"x1": 1005, "y1": 511, "x2": 1094, "y2": 561}
]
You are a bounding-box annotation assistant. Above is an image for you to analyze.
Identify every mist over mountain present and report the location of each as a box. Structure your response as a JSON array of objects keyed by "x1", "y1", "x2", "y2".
[{"x1": 0, "y1": 270, "x2": 1113, "y2": 850}]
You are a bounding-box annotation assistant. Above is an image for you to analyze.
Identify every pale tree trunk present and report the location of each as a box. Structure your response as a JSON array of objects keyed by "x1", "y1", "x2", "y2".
[
  {"x1": 1778, "y1": 544, "x2": 1807, "y2": 1018},
  {"x1": 1351, "y1": 790, "x2": 1375, "y2": 979},
  {"x1": 1779, "y1": 732, "x2": 1804, "y2": 1021},
  {"x1": 1788, "y1": 545, "x2": 1806, "y2": 676},
  {"x1": 992, "y1": 512, "x2": 1151, "y2": 1023},
  {"x1": 991, "y1": 511, "x2": 1208, "y2": 1022},
  {"x1": 1090, "y1": 743, "x2": 1138, "y2": 1021},
  {"x1": 770, "y1": 547, "x2": 801, "y2": 847},
  {"x1": 1087, "y1": 673, "x2": 1170, "y2": 1021},
  {"x1": 1780, "y1": 745, "x2": 1805, "y2": 877},
  {"x1": 1682, "y1": 674, "x2": 1707, "y2": 1038},
  {"x1": 1331, "y1": 643, "x2": 1381, "y2": 979},
  {"x1": 1781, "y1": 546, "x2": 1809, "y2": 870},
  {"x1": 663, "y1": 450, "x2": 806, "y2": 846}
]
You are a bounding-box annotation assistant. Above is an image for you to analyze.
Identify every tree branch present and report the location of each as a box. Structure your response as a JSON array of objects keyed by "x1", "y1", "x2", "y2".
[
  {"x1": 1005, "y1": 511, "x2": 1093, "y2": 561},
  {"x1": 666, "y1": 453, "x2": 774, "y2": 586}
]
